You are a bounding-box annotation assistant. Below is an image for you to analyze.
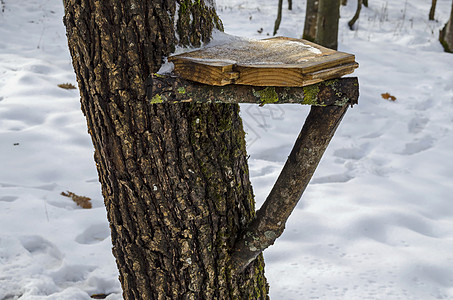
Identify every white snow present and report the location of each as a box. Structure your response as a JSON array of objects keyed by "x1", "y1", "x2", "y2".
[
  {"x1": 1, "y1": 0, "x2": 453, "y2": 299},
  {"x1": 174, "y1": 35, "x2": 322, "y2": 66}
]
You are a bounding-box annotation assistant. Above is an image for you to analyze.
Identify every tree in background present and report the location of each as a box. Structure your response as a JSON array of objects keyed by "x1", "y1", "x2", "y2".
[
  {"x1": 440, "y1": 0, "x2": 453, "y2": 53},
  {"x1": 315, "y1": 0, "x2": 341, "y2": 50},
  {"x1": 303, "y1": 0, "x2": 341, "y2": 49},
  {"x1": 429, "y1": 0, "x2": 437, "y2": 21},
  {"x1": 63, "y1": 0, "x2": 268, "y2": 298},
  {"x1": 303, "y1": 0, "x2": 319, "y2": 42}
]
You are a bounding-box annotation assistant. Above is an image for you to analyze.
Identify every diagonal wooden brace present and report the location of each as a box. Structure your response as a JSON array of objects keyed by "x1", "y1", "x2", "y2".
[{"x1": 230, "y1": 104, "x2": 349, "y2": 272}]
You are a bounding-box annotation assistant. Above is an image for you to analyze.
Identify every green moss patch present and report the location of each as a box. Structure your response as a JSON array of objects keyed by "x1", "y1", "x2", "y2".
[
  {"x1": 253, "y1": 87, "x2": 279, "y2": 105},
  {"x1": 150, "y1": 94, "x2": 163, "y2": 104},
  {"x1": 302, "y1": 84, "x2": 320, "y2": 105}
]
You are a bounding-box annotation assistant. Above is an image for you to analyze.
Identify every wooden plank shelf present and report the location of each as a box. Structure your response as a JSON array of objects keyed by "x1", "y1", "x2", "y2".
[{"x1": 169, "y1": 37, "x2": 358, "y2": 87}]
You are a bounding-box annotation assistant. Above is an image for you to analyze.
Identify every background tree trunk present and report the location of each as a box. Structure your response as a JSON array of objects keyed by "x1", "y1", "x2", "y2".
[
  {"x1": 315, "y1": 0, "x2": 341, "y2": 50},
  {"x1": 429, "y1": 0, "x2": 437, "y2": 20},
  {"x1": 303, "y1": 0, "x2": 319, "y2": 42},
  {"x1": 440, "y1": 0, "x2": 453, "y2": 53},
  {"x1": 63, "y1": 0, "x2": 268, "y2": 298}
]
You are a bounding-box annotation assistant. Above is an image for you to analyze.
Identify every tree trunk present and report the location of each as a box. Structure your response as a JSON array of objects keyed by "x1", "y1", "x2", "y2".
[
  {"x1": 316, "y1": 0, "x2": 341, "y2": 50},
  {"x1": 440, "y1": 0, "x2": 453, "y2": 53},
  {"x1": 429, "y1": 0, "x2": 437, "y2": 20},
  {"x1": 303, "y1": 0, "x2": 319, "y2": 42},
  {"x1": 63, "y1": 0, "x2": 268, "y2": 298}
]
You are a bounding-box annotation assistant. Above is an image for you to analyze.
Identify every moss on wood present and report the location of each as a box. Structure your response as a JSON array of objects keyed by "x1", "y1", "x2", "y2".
[
  {"x1": 302, "y1": 84, "x2": 320, "y2": 105},
  {"x1": 253, "y1": 87, "x2": 279, "y2": 105}
]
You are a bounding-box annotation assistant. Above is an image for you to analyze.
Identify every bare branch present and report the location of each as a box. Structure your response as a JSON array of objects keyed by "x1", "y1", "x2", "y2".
[
  {"x1": 348, "y1": 0, "x2": 362, "y2": 30},
  {"x1": 273, "y1": 0, "x2": 284, "y2": 35}
]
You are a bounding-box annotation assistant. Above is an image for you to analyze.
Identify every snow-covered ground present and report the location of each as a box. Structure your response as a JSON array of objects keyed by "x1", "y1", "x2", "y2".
[{"x1": 1, "y1": 0, "x2": 453, "y2": 299}]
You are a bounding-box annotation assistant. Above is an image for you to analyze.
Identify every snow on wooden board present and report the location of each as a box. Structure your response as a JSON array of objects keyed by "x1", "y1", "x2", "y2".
[{"x1": 169, "y1": 37, "x2": 359, "y2": 86}]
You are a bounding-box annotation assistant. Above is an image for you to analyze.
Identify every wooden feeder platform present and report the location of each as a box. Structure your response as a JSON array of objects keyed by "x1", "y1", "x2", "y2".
[
  {"x1": 149, "y1": 39, "x2": 360, "y2": 271},
  {"x1": 169, "y1": 36, "x2": 358, "y2": 87}
]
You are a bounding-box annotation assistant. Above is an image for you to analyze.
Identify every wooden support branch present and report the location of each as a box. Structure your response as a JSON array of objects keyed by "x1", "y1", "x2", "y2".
[
  {"x1": 230, "y1": 104, "x2": 349, "y2": 272},
  {"x1": 146, "y1": 74, "x2": 359, "y2": 106}
]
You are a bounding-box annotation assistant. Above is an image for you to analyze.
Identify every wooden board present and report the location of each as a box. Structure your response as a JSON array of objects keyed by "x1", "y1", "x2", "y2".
[{"x1": 168, "y1": 37, "x2": 359, "y2": 87}]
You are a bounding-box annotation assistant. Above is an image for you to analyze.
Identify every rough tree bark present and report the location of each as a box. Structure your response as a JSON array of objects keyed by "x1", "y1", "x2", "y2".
[
  {"x1": 440, "y1": 0, "x2": 453, "y2": 53},
  {"x1": 303, "y1": 0, "x2": 319, "y2": 42},
  {"x1": 316, "y1": 0, "x2": 341, "y2": 50},
  {"x1": 63, "y1": 0, "x2": 269, "y2": 298}
]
